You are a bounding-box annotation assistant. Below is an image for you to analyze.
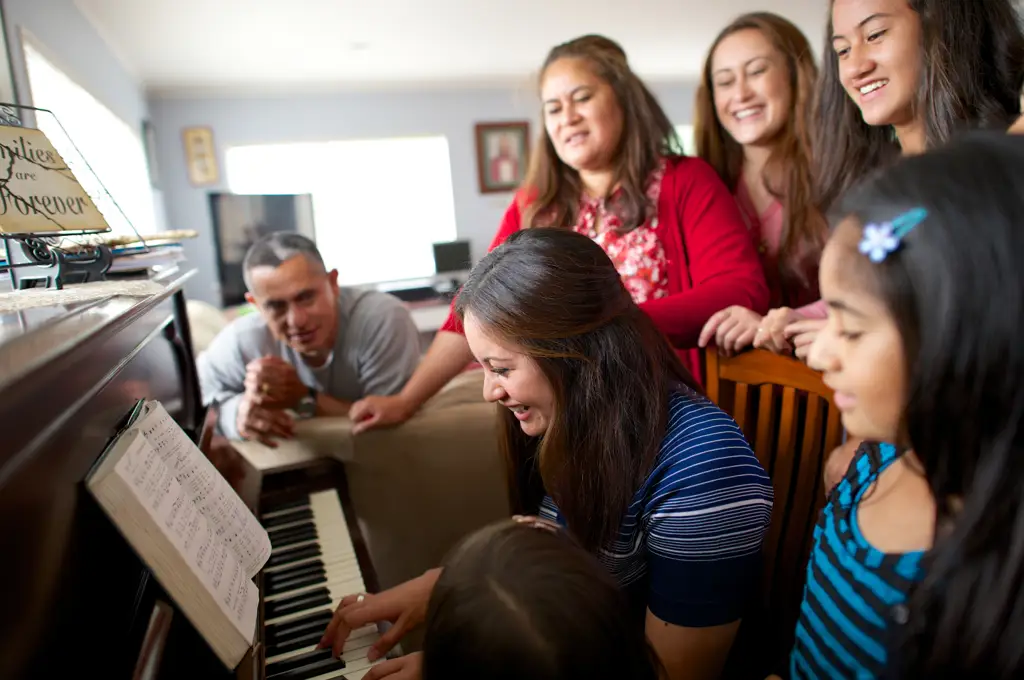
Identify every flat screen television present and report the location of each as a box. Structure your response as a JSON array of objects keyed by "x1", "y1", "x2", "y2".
[
  {"x1": 208, "y1": 193, "x2": 315, "y2": 307},
  {"x1": 432, "y1": 240, "x2": 471, "y2": 274}
]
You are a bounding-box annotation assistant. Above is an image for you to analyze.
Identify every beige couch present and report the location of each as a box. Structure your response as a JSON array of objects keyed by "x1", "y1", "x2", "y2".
[{"x1": 342, "y1": 369, "x2": 509, "y2": 590}]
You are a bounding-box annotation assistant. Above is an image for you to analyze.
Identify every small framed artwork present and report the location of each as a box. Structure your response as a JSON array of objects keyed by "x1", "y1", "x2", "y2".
[
  {"x1": 474, "y1": 121, "x2": 530, "y2": 194},
  {"x1": 182, "y1": 125, "x2": 219, "y2": 186}
]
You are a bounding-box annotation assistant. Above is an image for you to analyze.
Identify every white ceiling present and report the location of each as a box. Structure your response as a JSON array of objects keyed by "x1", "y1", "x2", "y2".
[{"x1": 74, "y1": 0, "x2": 829, "y2": 95}]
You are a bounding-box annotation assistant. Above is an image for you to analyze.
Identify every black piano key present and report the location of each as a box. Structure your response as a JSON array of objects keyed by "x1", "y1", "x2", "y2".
[
  {"x1": 267, "y1": 610, "x2": 333, "y2": 645},
  {"x1": 269, "y1": 521, "x2": 317, "y2": 540},
  {"x1": 275, "y1": 657, "x2": 347, "y2": 680},
  {"x1": 269, "y1": 656, "x2": 346, "y2": 680},
  {"x1": 266, "y1": 571, "x2": 328, "y2": 597},
  {"x1": 266, "y1": 608, "x2": 334, "y2": 641},
  {"x1": 266, "y1": 629, "x2": 325, "y2": 656},
  {"x1": 262, "y1": 503, "x2": 312, "y2": 523},
  {"x1": 265, "y1": 507, "x2": 314, "y2": 529},
  {"x1": 266, "y1": 588, "x2": 333, "y2": 619},
  {"x1": 271, "y1": 527, "x2": 319, "y2": 550},
  {"x1": 263, "y1": 497, "x2": 311, "y2": 514},
  {"x1": 267, "y1": 561, "x2": 325, "y2": 586},
  {"x1": 267, "y1": 544, "x2": 321, "y2": 568},
  {"x1": 266, "y1": 648, "x2": 343, "y2": 676}
]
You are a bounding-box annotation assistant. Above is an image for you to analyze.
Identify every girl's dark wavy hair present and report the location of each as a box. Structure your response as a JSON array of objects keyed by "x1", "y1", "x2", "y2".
[
  {"x1": 454, "y1": 227, "x2": 698, "y2": 552},
  {"x1": 835, "y1": 132, "x2": 1024, "y2": 677},
  {"x1": 814, "y1": 0, "x2": 1024, "y2": 213},
  {"x1": 421, "y1": 520, "x2": 664, "y2": 680}
]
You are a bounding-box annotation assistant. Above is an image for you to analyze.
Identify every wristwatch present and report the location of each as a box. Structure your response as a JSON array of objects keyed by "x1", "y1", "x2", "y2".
[{"x1": 296, "y1": 386, "x2": 318, "y2": 419}]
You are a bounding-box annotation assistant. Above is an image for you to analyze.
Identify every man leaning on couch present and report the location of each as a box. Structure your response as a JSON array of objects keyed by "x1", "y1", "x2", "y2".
[{"x1": 197, "y1": 232, "x2": 421, "y2": 446}]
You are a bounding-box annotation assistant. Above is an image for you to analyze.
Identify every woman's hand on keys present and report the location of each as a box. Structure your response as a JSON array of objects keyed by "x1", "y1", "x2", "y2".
[
  {"x1": 363, "y1": 651, "x2": 423, "y2": 680},
  {"x1": 319, "y1": 568, "x2": 441, "y2": 660}
]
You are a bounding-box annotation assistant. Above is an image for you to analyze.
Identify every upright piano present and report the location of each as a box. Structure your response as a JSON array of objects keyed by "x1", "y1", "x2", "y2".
[{"x1": 0, "y1": 271, "x2": 386, "y2": 679}]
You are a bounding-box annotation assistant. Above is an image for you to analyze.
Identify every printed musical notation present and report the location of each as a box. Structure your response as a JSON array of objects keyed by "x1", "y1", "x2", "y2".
[
  {"x1": 115, "y1": 435, "x2": 259, "y2": 635},
  {"x1": 136, "y1": 401, "x2": 271, "y2": 578}
]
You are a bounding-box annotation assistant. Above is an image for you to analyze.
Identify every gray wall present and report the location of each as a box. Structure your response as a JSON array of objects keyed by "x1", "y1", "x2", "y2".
[{"x1": 149, "y1": 81, "x2": 698, "y2": 306}]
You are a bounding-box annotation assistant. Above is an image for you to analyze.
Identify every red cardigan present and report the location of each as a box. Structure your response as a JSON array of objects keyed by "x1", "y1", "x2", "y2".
[{"x1": 440, "y1": 156, "x2": 769, "y2": 381}]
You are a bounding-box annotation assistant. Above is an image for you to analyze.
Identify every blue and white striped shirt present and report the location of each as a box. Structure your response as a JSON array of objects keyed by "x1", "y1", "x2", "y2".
[
  {"x1": 540, "y1": 389, "x2": 773, "y2": 627},
  {"x1": 791, "y1": 442, "x2": 925, "y2": 679}
]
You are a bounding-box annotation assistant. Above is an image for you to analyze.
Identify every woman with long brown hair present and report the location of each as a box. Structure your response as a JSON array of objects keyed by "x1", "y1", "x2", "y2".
[
  {"x1": 694, "y1": 12, "x2": 828, "y2": 356},
  {"x1": 321, "y1": 228, "x2": 773, "y2": 680},
  {"x1": 348, "y1": 34, "x2": 768, "y2": 433}
]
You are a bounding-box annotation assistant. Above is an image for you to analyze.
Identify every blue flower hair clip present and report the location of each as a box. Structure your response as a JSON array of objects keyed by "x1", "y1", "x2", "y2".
[{"x1": 858, "y1": 207, "x2": 928, "y2": 263}]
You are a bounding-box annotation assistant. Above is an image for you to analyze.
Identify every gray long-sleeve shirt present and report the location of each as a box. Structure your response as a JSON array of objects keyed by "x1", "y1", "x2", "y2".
[{"x1": 197, "y1": 287, "x2": 420, "y2": 438}]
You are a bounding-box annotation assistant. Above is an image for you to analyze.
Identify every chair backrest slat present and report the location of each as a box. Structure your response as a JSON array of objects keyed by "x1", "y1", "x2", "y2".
[
  {"x1": 703, "y1": 348, "x2": 843, "y2": 678},
  {"x1": 754, "y1": 384, "x2": 775, "y2": 468},
  {"x1": 734, "y1": 383, "x2": 749, "y2": 435}
]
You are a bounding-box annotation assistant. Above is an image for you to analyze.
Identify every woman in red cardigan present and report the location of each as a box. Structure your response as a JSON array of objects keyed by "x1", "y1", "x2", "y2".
[{"x1": 349, "y1": 34, "x2": 768, "y2": 434}]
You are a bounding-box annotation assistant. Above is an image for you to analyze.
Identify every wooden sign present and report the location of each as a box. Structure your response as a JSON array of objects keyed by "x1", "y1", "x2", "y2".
[{"x1": 0, "y1": 126, "x2": 109, "y2": 234}]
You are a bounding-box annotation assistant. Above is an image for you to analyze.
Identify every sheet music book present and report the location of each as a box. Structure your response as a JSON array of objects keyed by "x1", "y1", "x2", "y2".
[{"x1": 86, "y1": 400, "x2": 272, "y2": 669}]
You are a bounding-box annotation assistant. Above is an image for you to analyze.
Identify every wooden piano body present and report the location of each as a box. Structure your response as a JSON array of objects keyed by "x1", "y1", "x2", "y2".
[{"x1": 0, "y1": 272, "x2": 378, "y2": 679}]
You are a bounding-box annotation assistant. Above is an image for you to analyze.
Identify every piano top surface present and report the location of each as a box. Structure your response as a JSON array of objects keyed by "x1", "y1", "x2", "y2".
[{"x1": 0, "y1": 269, "x2": 196, "y2": 395}]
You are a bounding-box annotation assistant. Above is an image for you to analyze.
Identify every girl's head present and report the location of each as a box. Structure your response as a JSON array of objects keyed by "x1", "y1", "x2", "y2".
[
  {"x1": 522, "y1": 34, "x2": 679, "y2": 231},
  {"x1": 809, "y1": 132, "x2": 1024, "y2": 673},
  {"x1": 455, "y1": 228, "x2": 697, "y2": 551},
  {"x1": 694, "y1": 12, "x2": 824, "y2": 293},
  {"x1": 815, "y1": 0, "x2": 1024, "y2": 212},
  {"x1": 422, "y1": 520, "x2": 662, "y2": 680}
]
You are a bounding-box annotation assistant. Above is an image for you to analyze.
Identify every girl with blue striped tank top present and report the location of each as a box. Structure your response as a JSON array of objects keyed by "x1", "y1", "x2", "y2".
[{"x1": 790, "y1": 132, "x2": 1024, "y2": 678}]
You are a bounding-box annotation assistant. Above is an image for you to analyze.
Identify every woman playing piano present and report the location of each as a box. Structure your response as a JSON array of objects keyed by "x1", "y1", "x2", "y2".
[{"x1": 320, "y1": 228, "x2": 774, "y2": 680}]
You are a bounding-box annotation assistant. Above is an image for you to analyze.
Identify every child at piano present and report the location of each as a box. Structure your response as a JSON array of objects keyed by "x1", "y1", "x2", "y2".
[
  {"x1": 422, "y1": 518, "x2": 662, "y2": 680},
  {"x1": 321, "y1": 227, "x2": 773, "y2": 680},
  {"x1": 791, "y1": 132, "x2": 1024, "y2": 679}
]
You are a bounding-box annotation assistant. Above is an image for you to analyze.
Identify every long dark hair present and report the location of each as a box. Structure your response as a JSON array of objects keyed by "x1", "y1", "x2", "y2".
[
  {"x1": 521, "y1": 34, "x2": 680, "y2": 232},
  {"x1": 454, "y1": 228, "x2": 698, "y2": 552},
  {"x1": 835, "y1": 132, "x2": 1024, "y2": 677},
  {"x1": 814, "y1": 0, "x2": 1024, "y2": 212},
  {"x1": 421, "y1": 520, "x2": 664, "y2": 680},
  {"x1": 694, "y1": 12, "x2": 825, "y2": 297}
]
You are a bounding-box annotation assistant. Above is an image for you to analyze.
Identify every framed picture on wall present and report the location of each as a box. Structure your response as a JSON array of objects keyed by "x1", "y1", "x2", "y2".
[
  {"x1": 474, "y1": 121, "x2": 529, "y2": 193},
  {"x1": 182, "y1": 125, "x2": 219, "y2": 186}
]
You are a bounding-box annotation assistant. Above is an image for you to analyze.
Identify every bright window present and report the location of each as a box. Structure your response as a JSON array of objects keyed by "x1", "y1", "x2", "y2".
[
  {"x1": 226, "y1": 137, "x2": 458, "y2": 286},
  {"x1": 674, "y1": 124, "x2": 697, "y2": 156},
  {"x1": 22, "y1": 40, "x2": 158, "y2": 237}
]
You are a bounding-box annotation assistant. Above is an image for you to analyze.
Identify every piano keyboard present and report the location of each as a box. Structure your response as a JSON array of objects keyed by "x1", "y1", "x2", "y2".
[{"x1": 260, "y1": 490, "x2": 388, "y2": 680}]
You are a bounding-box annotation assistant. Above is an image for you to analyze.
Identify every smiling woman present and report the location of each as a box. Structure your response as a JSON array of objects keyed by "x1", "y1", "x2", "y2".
[
  {"x1": 748, "y1": 0, "x2": 1024, "y2": 364},
  {"x1": 321, "y1": 228, "x2": 773, "y2": 680},
  {"x1": 693, "y1": 12, "x2": 827, "y2": 357},
  {"x1": 347, "y1": 33, "x2": 769, "y2": 436},
  {"x1": 814, "y1": 0, "x2": 1024, "y2": 214}
]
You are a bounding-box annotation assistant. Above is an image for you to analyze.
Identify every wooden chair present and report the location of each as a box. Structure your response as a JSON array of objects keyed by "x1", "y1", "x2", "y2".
[{"x1": 704, "y1": 349, "x2": 844, "y2": 677}]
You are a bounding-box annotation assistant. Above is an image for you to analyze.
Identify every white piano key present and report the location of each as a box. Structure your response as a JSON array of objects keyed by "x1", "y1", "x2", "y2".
[{"x1": 262, "y1": 489, "x2": 377, "y2": 675}]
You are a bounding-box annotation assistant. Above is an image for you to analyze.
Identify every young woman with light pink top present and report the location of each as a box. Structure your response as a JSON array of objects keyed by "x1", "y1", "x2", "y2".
[{"x1": 693, "y1": 13, "x2": 828, "y2": 357}]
